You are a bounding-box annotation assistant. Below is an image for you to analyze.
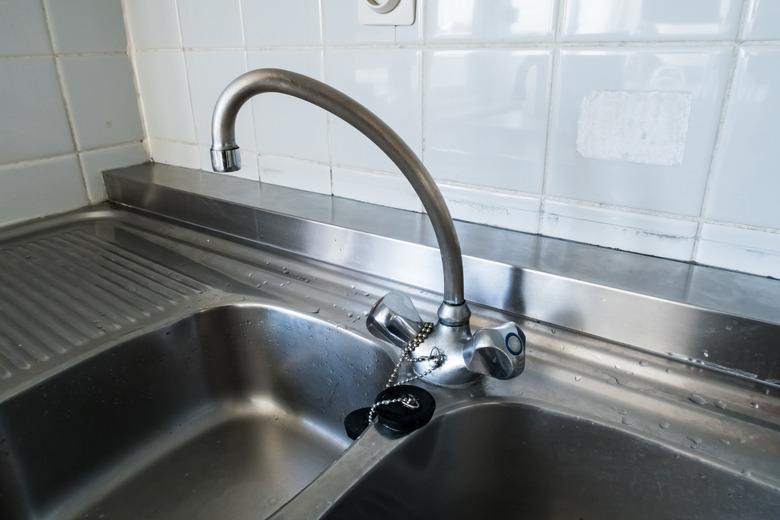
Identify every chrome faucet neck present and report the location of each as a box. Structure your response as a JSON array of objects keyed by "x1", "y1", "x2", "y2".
[
  {"x1": 210, "y1": 68, "x2": 464, "y2": 312},
  {"x1": 211, "y1": 68, "x2": 525, "y2": 386}
]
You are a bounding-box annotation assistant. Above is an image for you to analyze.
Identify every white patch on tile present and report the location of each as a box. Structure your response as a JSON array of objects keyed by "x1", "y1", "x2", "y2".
[{"x1": 576, "y1": 90, "x2": 692, "y2": 166}]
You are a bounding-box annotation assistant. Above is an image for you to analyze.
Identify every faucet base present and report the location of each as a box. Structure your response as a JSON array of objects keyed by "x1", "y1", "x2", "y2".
[{"x1": 411, "y1": 321, "x2": 480, "y2": 388}]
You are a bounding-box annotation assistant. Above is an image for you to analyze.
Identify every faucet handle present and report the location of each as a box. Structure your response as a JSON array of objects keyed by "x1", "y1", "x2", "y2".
[
  {"x1": 367, "y1": 291, "x2": 424, "y2": 348},
  {"x1": 465, "y1": 322, "x2": 526, "y2": 380}
]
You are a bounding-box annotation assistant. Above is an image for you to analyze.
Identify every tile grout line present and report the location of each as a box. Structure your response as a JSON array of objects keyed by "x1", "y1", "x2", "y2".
[
  {"x1": 317, "y1": 0, "x2": 335, "y2": 196},
  {"x1": 538, "y1": 0, "x2": 566, "y2": 236},
  {"x1": 238, "y1": 0, "x2": 263, "y2": 183},
  {"x1": 173, "y1": 0, "x2": 200, "y2": 159},
  {"x1": 122, "y1": 40, "x2": 780, "y2": 54},
  {"x1": 39, "y1": 0, "x2": 90, "y2": 200},
  {"x1": 690, "y1": 0, "x2": 751, "y2": 263},
  {"x1": 120, "y1": 0, "x2": 152, "y2": 161}
]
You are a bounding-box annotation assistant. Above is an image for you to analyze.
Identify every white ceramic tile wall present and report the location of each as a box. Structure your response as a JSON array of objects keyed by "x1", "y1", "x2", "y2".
[
  {"x1": 0, "y1": 0, "x2": 147, "y2": 228},
  {"x1": 123, "y1": 0, "x2": 780, "y2": 278}
]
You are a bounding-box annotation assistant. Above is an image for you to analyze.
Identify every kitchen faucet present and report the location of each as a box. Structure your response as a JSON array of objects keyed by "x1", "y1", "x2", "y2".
[{"x1": 211, "y1": 68, "x2": 525, "y2": 386}]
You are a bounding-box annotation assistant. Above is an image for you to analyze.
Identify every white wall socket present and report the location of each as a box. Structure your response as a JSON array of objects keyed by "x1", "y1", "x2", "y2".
[{"x1": 358, "y1": 0, "x2": 416, "y2": 26}]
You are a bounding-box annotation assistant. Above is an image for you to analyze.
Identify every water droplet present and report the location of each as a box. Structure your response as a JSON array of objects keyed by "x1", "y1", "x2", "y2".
[
  {"x1": 720, "y1": 438, "x2": 731, "y2": 446},
  {"x1": 750, "y1": 402, "x2": 759, "y2": 409},
  {"x1": 659, "y1": 421, "x2": 670, "y2": 429},
  {"x1": 687, "y1": 436, "x2": 702, "y2": 448},
  {"x1": 574, "y1": 375, "x2": 582, "y2": 382},
  {"x1": 703, "y1": 349, "x2": 709, "y2": 358},
  {"x1": 312, "y1": 308, "x2": 320, "y2": 314},
  {"x1": 621, "y1": 416, "x2": 633, "y2": 425},
  {"x1": 347, "y1": 312, "x2": 354, "y2": 318},
  {"x1": 715, "y1": 400, "x2": 727, "y2": 410},
  {"x1": 638, "y1": 360, "x2": 648, "y2": 367},
  {"x1": 688, "y1": 394, "x2": 708, "y2": 406}
]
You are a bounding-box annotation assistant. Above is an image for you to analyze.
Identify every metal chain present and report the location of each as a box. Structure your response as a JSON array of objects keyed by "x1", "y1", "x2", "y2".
[{"x1": 366, "y1": 322, "x2": 445, "y2": 425}]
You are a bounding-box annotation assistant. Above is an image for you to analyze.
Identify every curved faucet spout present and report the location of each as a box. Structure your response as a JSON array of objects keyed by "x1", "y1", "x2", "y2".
[{"x1": 211, "y1": 68, "x2": 464, "y2": 308}]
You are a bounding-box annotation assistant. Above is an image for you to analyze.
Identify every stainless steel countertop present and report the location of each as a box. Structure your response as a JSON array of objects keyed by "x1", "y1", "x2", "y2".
[{"x1": 102, "y1": 163, "x2": 780, "y2": 387}]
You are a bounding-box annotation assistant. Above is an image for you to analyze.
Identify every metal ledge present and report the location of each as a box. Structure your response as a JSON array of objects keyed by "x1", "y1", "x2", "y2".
[{"x1": 104, "y1": 163, "x2": 780, "y2": 386}]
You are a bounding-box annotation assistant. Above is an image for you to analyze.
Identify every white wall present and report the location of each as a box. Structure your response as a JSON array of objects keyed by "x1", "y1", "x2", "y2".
[
  {"x1": 0, "y1": 0, "x2": 147, "y2": 228},
  {"x1": 121, "y1": 0, "x2": 780, "y2": 278}
]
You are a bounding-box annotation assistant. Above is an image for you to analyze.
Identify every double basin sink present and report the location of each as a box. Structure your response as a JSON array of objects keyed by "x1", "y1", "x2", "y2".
[{"x1": 1, "y1": 210, "x2": 778, "y2": 519}]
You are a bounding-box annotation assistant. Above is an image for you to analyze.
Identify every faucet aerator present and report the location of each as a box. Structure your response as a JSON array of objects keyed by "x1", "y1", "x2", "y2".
[{"x1": 210, "y1": 147, "x2": 241, "y2": 173}]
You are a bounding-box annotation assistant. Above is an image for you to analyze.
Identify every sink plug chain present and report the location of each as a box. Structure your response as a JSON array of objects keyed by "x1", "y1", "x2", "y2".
[{"x1": 366, "y1": 322, "x2": 444, "y2": 425}]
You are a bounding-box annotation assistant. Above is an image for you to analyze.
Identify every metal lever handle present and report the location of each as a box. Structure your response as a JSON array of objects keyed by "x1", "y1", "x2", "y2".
[
  {"x1": 464, "y1": 323, "x2": 526, "y2": 380},
  {"x1": 367, "y1": 292, "x2": 424, "y2": 348}
]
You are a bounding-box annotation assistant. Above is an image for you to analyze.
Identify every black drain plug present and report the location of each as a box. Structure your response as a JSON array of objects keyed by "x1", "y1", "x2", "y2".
[{"x1": 344, "y1": 385, "x2": 435, "y2": 440}]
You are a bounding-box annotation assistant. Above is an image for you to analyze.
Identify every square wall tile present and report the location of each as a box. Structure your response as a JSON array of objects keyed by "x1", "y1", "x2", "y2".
[
  {"x1": 179, "y1": 0, "x2": 243, "y2": 48},
  {"x1": 322, "y1": 0, "x2": 395, "y2": 45},
  {"x1": 696, "y1": 224, "x2": 780, "y2": 278},
  {"x1": 547, "y1": 48, "x2": 732, "y2": 216},
  {"x1": 424, "y1": 49, "x2": 551, "y2": 193},
  {"x1": 425, "y1": 0, "x2": 555, "y2": 42},
  {"x1": 561, "y1": 0, "x2": 741, "y2": 41},
  {"x1": 186, "y1": 51, "x2": 254, "y2": 148},
  {"x1": 248, "y1": 50, "x2": 328, "y2": 162},
  {"x1": 124, "y1": 0, "x2": 181, "y2": 49},
  {"x1": 259, "y1": 155, "x2": 331, "y2": 195},
  {"x1": 706, "y1": 47, "x2": 780, "y2": 229},
  {"x1": 742, "y1": 0, "x2": 780, "y2": 41},
  {"x1": 326, "y1": 49, "x2": 422, "y2": 173},
  {"x1": 438, "y1": 183, "x2": 540, "y2": 233},
  {"x1": 242, "y1": 0, "x2": 321, "y2": 47},
  {"x1": 332, "y1": 167, "x2": 422, "y2": 212},
  {"x1": 0, "y1": 58, "x2": 74, "y2": 164},
  {"x1": 0, "y1": 0, "x2": 50, "y2": 56},
  {"x1": 135, "y1": 51, "x2": 196, "y2": 143},
  {"x1": 45, "y1": 0, "x2": 127, "y2": 53},
  {"x1": 541, "y1": 200, "x2": 698, "y2": 260},
  {"x1": 59, "y1": 55, "x2": 144, "y2": 150},
  {"x1": 149, "y1": 139, "x2": 199, "y2": 169},
  {"x1": 79, "y1": 143, "x2": 148, "y2": 202},
  {"x1": 0, "y1": 155, "x2": 87, "y2": 227}
]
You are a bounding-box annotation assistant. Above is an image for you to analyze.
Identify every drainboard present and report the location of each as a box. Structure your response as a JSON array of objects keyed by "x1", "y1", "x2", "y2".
[{"x1": 0, "y1": 304, "x2": 394, "y2": 520}]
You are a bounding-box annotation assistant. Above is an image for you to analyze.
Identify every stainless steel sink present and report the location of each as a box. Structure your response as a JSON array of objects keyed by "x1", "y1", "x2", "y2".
[
  {"x1": 322, "y1": 402, "x2": 780, "y2": 520},
  {"x1": 1, "y1": 207, "x2": 779, "y2": 520},
  {"x1": 0, "y1": 304, "x2": 394, "y2": 520}
]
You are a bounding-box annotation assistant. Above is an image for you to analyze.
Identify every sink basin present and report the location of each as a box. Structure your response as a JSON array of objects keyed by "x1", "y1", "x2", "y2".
[
  {"x1": 323, "y1": 402, "x2": 780, "y2": 520},
  {"x1": 0, "y1": 304, "x2": 394, "y2": 520}
]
